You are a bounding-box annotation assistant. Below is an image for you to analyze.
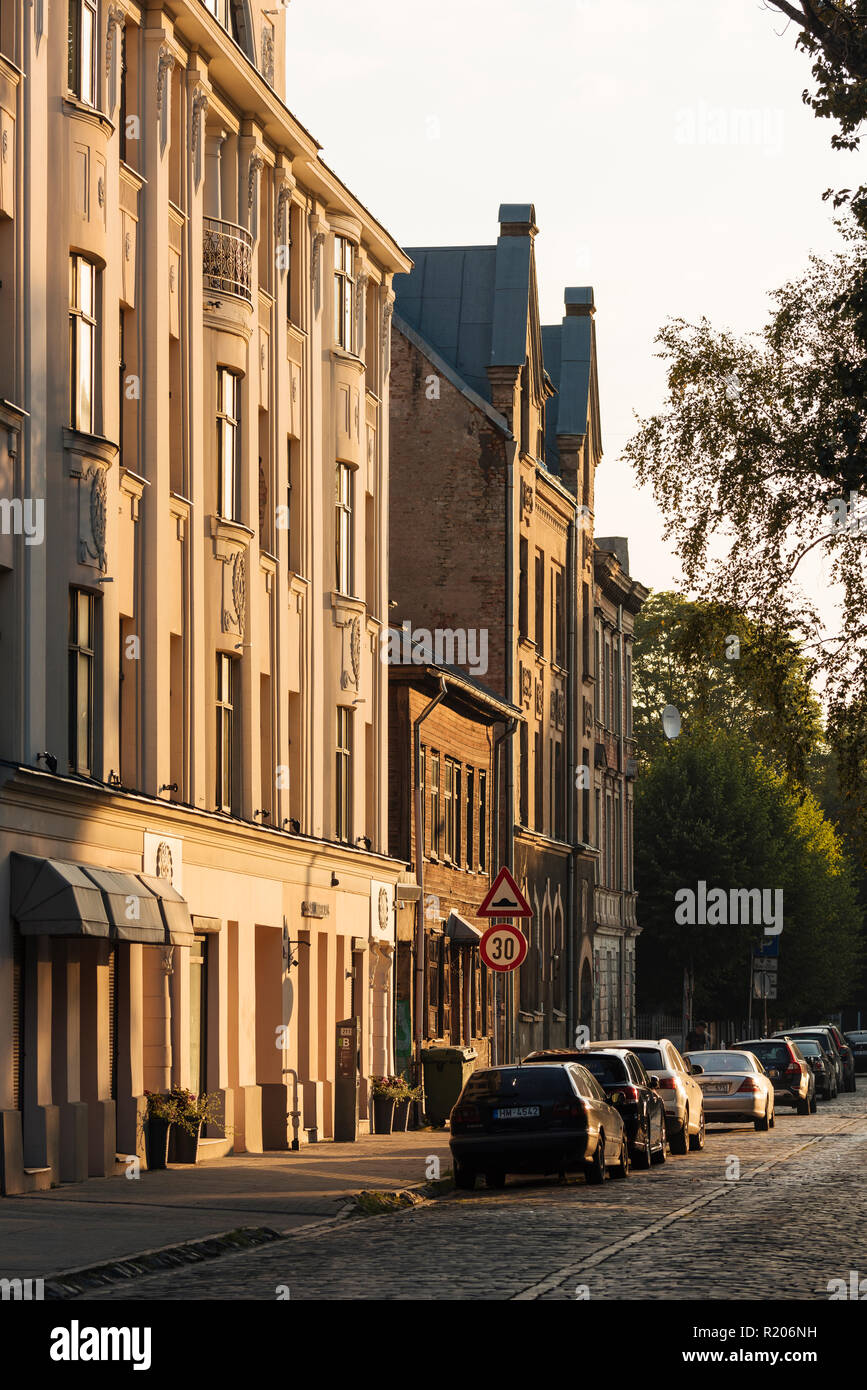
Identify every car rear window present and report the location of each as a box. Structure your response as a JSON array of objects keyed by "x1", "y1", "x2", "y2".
[
  {"x1": 461, "y1": 1067, "x2": 573, "y2": 1101},
  {"x1": 797, "y1": 1040, "x2": 823, "y2": 1056},
  {"x1": 687, "y1": 1051, "x2": 755, "y2": 1073},
  {"x1": 576, "y1": 1055, "x2": 629, "y2": 1084},
  {"x1": 788, "y1": 1031, "x2": 838, "y2": 1052},
  {"x1": 734, "y1": 1041, "x2": 791, "y2": 1066},
  {"x1": 629, "y1": 1048, "x2": 664, "y2": 1071}
]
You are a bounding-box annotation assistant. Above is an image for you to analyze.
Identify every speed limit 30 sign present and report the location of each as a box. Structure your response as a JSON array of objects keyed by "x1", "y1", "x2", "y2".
[{"x1": 480, "y1": 922, "x2": 527, "y2": 972}]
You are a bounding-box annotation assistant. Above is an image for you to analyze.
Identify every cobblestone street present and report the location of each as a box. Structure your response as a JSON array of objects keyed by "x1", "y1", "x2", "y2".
[{"x1": 72, "y1": 1085, "x2": 867, "y2": 1302}]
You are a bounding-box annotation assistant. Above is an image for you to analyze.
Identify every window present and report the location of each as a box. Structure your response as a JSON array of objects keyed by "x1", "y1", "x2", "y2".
[
  {"x1": 419, "y1": 746, "x2": 426, "y2": 848},
  {"x1": 518, "y1": 538, "x2": 529, "y2": 640},
  {"x1": 69, "y1": 255, "x2": 97, "y2": 433},
  {"x1": 335, "y1": 463, "x2": 353, "y2": 594},
  {"x1": 519, "y1": 722, "x2": 529, "y2": 825},
  {"x1": 454, "y1": 764, "x2": 462, "y2": 866},
  {"x1": 465, "y1": 768, "x2": 474, "y2": 869},
  {"x1": 216, "y1": 653, "x2": 235, "y2": 812},
  {"x1": 554, "y1": 741, "x2": 564, "y2": 840},
  {"x1": 217, "y1": 369, "x2": 240, "y2": 521},
  {"x1": 430, "y1": 751, "x2": 441, "y2": 857},
  {"x1": 534, "y1": 730, "x2": 543, "y2": 833},
  {"x1": 582, "y1": 582, "x2": 591, "y2": 672},
  {"x1": 625, "y1": 650, "x2": 633, "y2": 736},
  {"x1": 613, "y1": 635, "x2": 622, "y2": 736},
  {"x1": 333, "y1": 236, "x2": 355, "y2": 350},
  {"x1": 554, "y1": 567, "x2": 565, "y2": 667},
  {"x1": 535, "y1": 551, "x2": 545, "y2": 655},
  {"x1": 582, "y1": 746, "x2": 590, "y2": 842},
  {"x1": 478, "y1": 771, "x2": 487, "y2": 871},
  {"x1": 68, "y1": 589, "x2": 96, "y2": 774},
  {"x1": 68, "y1": 0, "x2": 98, "y2": 106},
  {"x1": 444, "y1": 758, "x2": 455, "y2": 862},
  {"x1": 336, "y1": 707, "x2": 352, "y2": 841},
  {"x1": 604, "y1": 639, "x2": 612, "y2": 728},
  {"x1": 594, "y1": 623, "x2": 602, "y2": 719}
]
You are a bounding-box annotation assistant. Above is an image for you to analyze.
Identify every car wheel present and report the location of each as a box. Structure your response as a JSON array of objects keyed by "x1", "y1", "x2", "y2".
[
  {"x1": 809, "y1": 1091, "x2": 818, "y2": 1114},
  {"x1": 635, "y1": 1120, "x2": 653, "y2": 1169},
  {"x1": 453, "y1": 1162, "x2": 476, "y2": 1191},
  {"x1": 796, "y1": 1094, "x2": 810, "y2": 1116},
  {"x1": 485, "y1": 1170, "x2": 506, "y2": 1189},
  {"x1": 584, "y1": 1134, "x2": 606, "y2": 1185},
  {"x1": 670, "y1": 1108, "x2": 689, "y2": 1155},
  {"x1": 688, "y1": 1108, "x2": 706, "y2": 1151},
  {"x1": 651, "y1": 1111, "x2": 668, "y2": 1163},
  {"x1": 769, "y1": 1105, "x2": 775, "y2": 1128},
  {"x1": 611, "y1": 1133, "x2": 630, "y2": 1179},
  {"x1": 755, "y1": 1101, "x2": 770, "y2": 1132},
  {"x1": 848, "y1": 1076, "x2": 857, "y2": 1093}
]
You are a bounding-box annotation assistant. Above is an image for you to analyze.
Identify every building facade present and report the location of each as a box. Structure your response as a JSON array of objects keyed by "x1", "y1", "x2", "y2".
[
  {"x1": 0, "y1": 0, "x2": 410, "y2": 1193},
  {"x1": 389, "y1": 207, "x2": 646, "y2": 1061}
]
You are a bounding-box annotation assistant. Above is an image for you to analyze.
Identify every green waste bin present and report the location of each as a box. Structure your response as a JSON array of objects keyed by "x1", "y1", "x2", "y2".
[{"x1": 421, "y1": 1045, "x2": 478, "y2": 1127}]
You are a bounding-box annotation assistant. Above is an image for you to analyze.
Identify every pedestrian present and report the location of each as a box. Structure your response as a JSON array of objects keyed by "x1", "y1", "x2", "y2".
[{"x1": 685, "y1": 1020, "x2": 709, "y2": 1052}]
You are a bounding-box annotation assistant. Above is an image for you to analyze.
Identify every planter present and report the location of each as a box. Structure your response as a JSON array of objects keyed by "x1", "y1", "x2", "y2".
[
  {"x1": 169, "y1": 1121, "x2": 203, "y2": 1164},
  {"x1": 144, "y1": 1117, "x2": 171, "y2": 1171},
  {"x1": 372, "y1": 1094, "x2": 396, "y2": 1135},
  {"x1": 392, "y1": 1097, "x2": 411, "y2": 1133}
]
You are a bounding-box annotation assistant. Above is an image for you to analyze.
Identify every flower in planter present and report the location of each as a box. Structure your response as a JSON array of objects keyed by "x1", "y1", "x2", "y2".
[
  {"x1": 144, "y1": 1090, "x2": 183, "y2": 1124},
  {"x1": 168, "y1": 1088, "x2": 228, "y2": 1137},
  {"x1": 371, "y1": 1076, "x2": 406, "y2": 1102}
]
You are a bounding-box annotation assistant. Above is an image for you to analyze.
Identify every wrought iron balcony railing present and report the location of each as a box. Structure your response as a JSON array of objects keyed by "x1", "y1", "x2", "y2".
[{"x1": 203, "y1": 216, "x2": 253, "y2": 303}]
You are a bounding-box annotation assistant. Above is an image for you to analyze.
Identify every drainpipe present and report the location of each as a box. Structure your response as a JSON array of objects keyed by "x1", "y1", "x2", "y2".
[
  {"x1": 566, "y1": 510, "x2": 578, "y2": 1044},
  {"x1": 413, "y1": 676, "x2": 447, "y2": 1085},
  {"x1": 504, "y1": 438, "x2": 518, "y2": 1062},
  {"x1": 617, "y1": 602, "x2": 627, "y2": 1032}
]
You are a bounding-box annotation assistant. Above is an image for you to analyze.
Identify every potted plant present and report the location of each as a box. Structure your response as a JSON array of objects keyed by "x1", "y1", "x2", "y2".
[
  {"x1": 143, "y1": 1091, "x2": 180, "y2": 1171},
  {"x1": 168, "y1": 1089, "x2": 226, "y2": 1164},
  {"x1": 392, "y1": 1079, "x2": 420, "y2": 1133},
  {"x1": 371, "y1": 1076, "x2": 404, "y2": 1135}
]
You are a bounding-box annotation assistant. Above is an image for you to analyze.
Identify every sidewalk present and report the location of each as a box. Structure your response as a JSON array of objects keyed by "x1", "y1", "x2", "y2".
[{"x1": 0, "y1": 1131, "x2": 454, "y2": 1278}]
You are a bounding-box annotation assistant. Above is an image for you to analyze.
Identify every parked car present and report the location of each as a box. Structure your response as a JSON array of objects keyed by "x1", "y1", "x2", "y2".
[
  {"x1": 845, "y1": 1030, "x2": 867, "y2": 1074},
  {"x1": 585, "y1": 1039, "x2": 705, "y2": 1154},
  {"x1": 524, "y1": 1048, "x2": 667, "y2": 1168},
  {"x1": 772, "y1": 1026, "x2": 852, "y2": 1093},
  {"x1": 683, "y1": 1049, "x2": 775, "y2": 1129},
  {"x1": 449, "y1": 1063, "x2": 629, "y2": 1190},
  {"x1": 731, "y1": 1037, "x2": 816, "y2": 1114},
  {"x1": 819, "y1": 1024, "x2": 857, "y2": 1091},
  {"x1": 794, "y1": 1037, "x2": 837, "y2": 1100}
]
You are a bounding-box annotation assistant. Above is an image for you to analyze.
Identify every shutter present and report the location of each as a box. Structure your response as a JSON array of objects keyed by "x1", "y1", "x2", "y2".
[
  {"x1": 12, "y1": 930, "x2": 23, "y2": 1110},
  {"x1": 108, "y1": 946, "x2": 117, "y2": 1101}
]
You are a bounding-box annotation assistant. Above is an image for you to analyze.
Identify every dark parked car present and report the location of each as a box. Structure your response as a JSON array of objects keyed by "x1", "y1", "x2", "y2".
[
  {"x1": 449, "y1": 1063, "x2": 629, "y2": 1190},
  {"x1": 731, "y1": 1037, "x2": 816, "y2": 1114},
  {"x1": 819, "y1": 1024, "x2": 857, "y2": 1091},
  {"x1": 794, "y1": 1037, "x2": 837, "y2": 1100},
  {"x1": 772, "y1": 1026, "x2": 854, "y2": 1093},
  {"x1": 845, "y1": 1030, "x2": 867, "y2": 1074},
  {"x1": 524, "y1": 1048, "x2": 667, "y2": 1168}
]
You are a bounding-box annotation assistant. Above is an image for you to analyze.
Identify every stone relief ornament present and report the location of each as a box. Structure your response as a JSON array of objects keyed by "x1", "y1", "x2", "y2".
[
  {"x1": 232, "y1": 551, "x2": 247, "y2": 638},
  {"x1": 535, "y1": 679, "x2": 544, "y2": 718},
  {"x1": 79, "y1": 467, "x2": 108, "y2": 571},
  {"x1": 156, "y1": 46, "x2": 175, "y2": 117},
  {"x1": 520, "y1": 663, "x2": 532, "y2": 708},
  {"x1": 551, "y1": 688, "x2": 566, "y2": 729},
  {"x1": 350, "y1": 615, "x2": 361, "y2": 683},
  {"x1": 97, "y1": 177, "x2": 105, "y2": 208},
  {"x1": 380, "y1": 292, "x2": 394, "y2": 376},
  {"x1": 105, "y1": 4, "x2": 126, "y2": 78},
  {"x1": 156, "y1": 842, "x2": 174, "y2": 881},
  {"x1": 248, "y1": 151, "x2": 264, "y2": 209},
  {"x1": 378, "y1": 887, "x2": 389, "y2": 930},
  {"x1": 311, "y1": 224, "x2": 326, "y2": 311},
  {"x1": 261, "y1": 24, "x2": 275, "y2": 87},
  {"x1": 191, "y1": 86, "x2": 209, "y2": 185},
  {"x1": 521, "y1": 478, "x2": 534, "y2": 518}
]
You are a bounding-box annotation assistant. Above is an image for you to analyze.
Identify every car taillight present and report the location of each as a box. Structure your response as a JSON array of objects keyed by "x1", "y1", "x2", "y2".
[
  {"x1": 736, "y1": 1078, "x2": 761, "y2": 1093},
  {"x1": 552, "y1": 1101, "x2": 583, "y2": 1120},
  {"x1": 810, "y1": 1059, "x2": 823, "y2": 1070},
  {"x1": 608, "y1": 1085, "x2": 640, "y2": 1102},
  {"x1": 452, "y1": 1104, "x2": 480, "y2": 1124},
  {"x1": 784, "y1": 1062, "x2": 801, "y2": 1077},
  {"x1": 657, "y1": 1077, "x2": 678, "y2": 1089}
]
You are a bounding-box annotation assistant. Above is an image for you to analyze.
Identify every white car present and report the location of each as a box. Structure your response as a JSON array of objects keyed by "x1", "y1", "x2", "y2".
[
  {"x1": 684, "y1": 1049, "x2": 776, "y2": 1130},
  {"x1": 587, "y1": 1039, "x2": 705, "y2": 1154}
]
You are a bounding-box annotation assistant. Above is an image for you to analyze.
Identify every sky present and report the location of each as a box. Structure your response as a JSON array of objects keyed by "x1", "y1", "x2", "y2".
[{"x1": 282, "y1": 0, "x2": 854, "y2": 598}]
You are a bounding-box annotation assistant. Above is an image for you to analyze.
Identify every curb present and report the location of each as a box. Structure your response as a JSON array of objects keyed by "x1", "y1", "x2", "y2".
[{"x1": 43, "y1": 1226, "x2": 283, "y2": 1299}]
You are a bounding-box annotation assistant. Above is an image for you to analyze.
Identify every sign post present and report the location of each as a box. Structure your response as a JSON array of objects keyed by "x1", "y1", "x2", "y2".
[{"x1": 478, "y1": 868, "x2": 532, "y2": 1065}]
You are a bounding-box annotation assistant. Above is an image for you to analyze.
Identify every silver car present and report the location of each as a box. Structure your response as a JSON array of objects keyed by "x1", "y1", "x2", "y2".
[
  {"x1": 684, "y1": 1049, "x2": 775, "y2": 1129},
  {"x1": 587, "y1": 1039, "x2": 705, "y2": 1154}
]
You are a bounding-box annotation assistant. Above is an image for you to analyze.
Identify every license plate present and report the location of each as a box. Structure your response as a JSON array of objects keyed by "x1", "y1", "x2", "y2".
[
  {"x1": 493, "y1": 1106, "x2": 540, "y2": 1119},
  {"x1": 767, "y1": 1069, "x2": 780, "y2": 1079},
  {"x1": 703, "y1": 1084, "x2": 729, "y2": 1094}
]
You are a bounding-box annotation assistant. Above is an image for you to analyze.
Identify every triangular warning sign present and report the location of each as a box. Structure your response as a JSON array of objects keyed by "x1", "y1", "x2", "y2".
[{"x1": 478, "y1": 866, "x2": 532, "y2": 918}]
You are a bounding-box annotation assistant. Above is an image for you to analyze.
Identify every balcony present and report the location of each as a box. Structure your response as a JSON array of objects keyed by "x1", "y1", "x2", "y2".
[{"x1": 203, "y1": 217, "x2": 252, "y2": 303}]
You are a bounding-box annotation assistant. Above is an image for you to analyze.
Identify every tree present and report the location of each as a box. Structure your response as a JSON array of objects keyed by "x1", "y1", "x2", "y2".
[
  {"x1": 633, "y1": 591, "x2": 823, "y2": 781},
  {"x1": 635, "y1": 726, "x2": 862, "y2": 1018}
]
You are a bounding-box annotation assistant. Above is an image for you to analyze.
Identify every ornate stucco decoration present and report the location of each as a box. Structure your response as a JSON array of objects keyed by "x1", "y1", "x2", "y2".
[
  {"x1": 355, "y1": 272, "x2": 369, "y2": 355},
  {"x1": 310, "y1": 220, "x2": 327, "y2": 312},
  {"x1": 380, "y1": 290, "x2": 394, "y2": 376},
  {"x1": 230, "y1": 551, "x2": 247, "y2": 639},
  {"x1": 191, "y1": 86, "x2": 209, "y2": 186},
  {"x1": 156, "y1": 842, "x2": 174, "y2": 881},
  {"x1": 156, "y1": 46, "x2": 175, "y2": 116},
  {"x1": 520, "y1": 478, "x2": 534, "y2": 520},
  {"x1": 520, "y1": 663, "x2": 532, "y2": 708},
  {"x1": 535, "y1": 679, "x2": 544, "y2": 718},
  {"x1": 378, "y1": 887, "x2": 389, "y2": 931},
  {"x1": 248, "y1": 151, "x2": 264, "y2": 210},
  {"x1": 551, "y1": 688, "x2": 566, "y2": 729},
  {"x1": 261, "y1": 23, "x2": 275, "y2": 86},
  {"x1": 106, "y1": 4, "x2": 126, "y2": 79},
  {"x1": 78, "y1": 467, "x2": 108, "y2": 571}
]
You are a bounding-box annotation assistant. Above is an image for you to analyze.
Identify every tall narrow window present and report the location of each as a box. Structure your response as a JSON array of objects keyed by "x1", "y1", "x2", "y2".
[
  {"x1": 419, "y1": 746, "x2": 426, "y2": 849},
  {"x1": 336, "y1": 707, "x2": 352, "y2": 841},
  {"x1": 625, "y1": 650, "x2": 633, "y2": 736},
  {"x1": 70, "y1": 255, "x2": 97, "y2": 433},
  {"x1": 454, "y1": 764, "x2": 462, "y2": 866},
  {"x1": 69, "y1": 0, "x2": 98, "y2": 106},
  {"x1": 216, "y1": 653, "x2": 235, "y2": 812},
  {"x1": 444, "y1": 759, "x2": 455, "y2": 862},
  {"x1": 335, "y1": 462, "x2": 353, "y2": 594},
  {"x1": 519, "y1": 722, "x2": 529, "y2": 824},
  {"x1": 68, "y1": 589, "x2": 96, "y2": 774},
  {"x1": 594, "y1": 623, "x2": 602, "y2": 719},
  {"x1": 534, "y1": 730, "x2": 543, "y2": 833},
  {"x1": 465, "y1": 768, "x2": 474, "y2": 869},
  {"x1": 518, "y1": 538, "x2": 529, "y2": 640},
  {"x1": 217, "y1": 369, "x2": 240, "y2": 521},
  {"x1": 554, "y1": 741, "x2": 564, "y2": 840},
  {"x1": 535, "y1": 550, "x2": 545, "y2": 654},
  {"x1": 333, "y1": 236, "x2": 355, "y2": 350},
  {"x1": 554, "y1": 567, "x2": 565, "y2": 667},
  {"x1": 430, "y1": 751, "x2": 441, "y2": 857},
  {"x1": 478, "y1": 771, "x2": 487, "y2": 871},
  {"x1": 613, "y1": 635, "x2": 622, "y2": 736}
]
